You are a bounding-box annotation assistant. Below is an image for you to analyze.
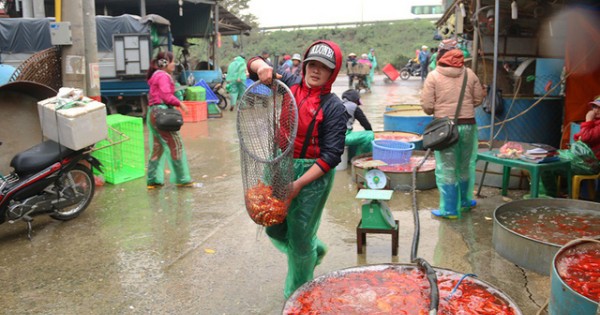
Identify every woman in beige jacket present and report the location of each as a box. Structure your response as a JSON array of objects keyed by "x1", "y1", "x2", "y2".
[{"x1": 420, "y1": 40, "x2": 485, "y2": 219}]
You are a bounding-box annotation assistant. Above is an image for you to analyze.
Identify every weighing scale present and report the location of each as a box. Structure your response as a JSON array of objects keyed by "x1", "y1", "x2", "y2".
[
  {"x1": 356, "y1": 169, "x2": 399, "y2": 255},
  {"x1": 357, "y1": 169, "x2": 397, "y2": 229}
]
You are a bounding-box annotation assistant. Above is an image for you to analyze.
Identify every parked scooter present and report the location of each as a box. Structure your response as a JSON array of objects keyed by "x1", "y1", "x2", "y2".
[
  {"x1": 0, "y1": 140, "x2": 101, "y2": 239},
  {"x1": 354, "y1": 74, "x2": 370, "y2": 93},
  {"x1": 399, "y1": 59, "x2": 421, "y2": 80}
]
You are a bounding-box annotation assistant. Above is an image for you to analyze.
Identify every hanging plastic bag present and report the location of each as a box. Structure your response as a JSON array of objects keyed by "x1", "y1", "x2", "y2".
[
  {"x1": 482, "y1": 86, "x2": 504, "y2": 115},
  {"x1": 561, "y1": 141, "x2": 600, "y2": 175}
]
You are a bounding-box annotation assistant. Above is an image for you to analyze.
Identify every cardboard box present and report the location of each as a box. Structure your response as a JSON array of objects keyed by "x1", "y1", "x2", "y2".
[{"x1": 38, "y1": 97, "x2": 108, "y2": 150}]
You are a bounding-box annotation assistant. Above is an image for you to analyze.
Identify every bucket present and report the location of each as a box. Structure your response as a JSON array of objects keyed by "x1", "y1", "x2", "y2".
[
  {"x1": 283, "y1": 264, "x2": 523, "y2": 314},
  {"x1": 383, "y1": 109, "x2": 432, "y2": 134},
  {"x1": 335, "y1": 146, "x2": 349, "y2": 171},
  {"x1": 549, "y1": 239, "x2": 600, "y2": 315}
]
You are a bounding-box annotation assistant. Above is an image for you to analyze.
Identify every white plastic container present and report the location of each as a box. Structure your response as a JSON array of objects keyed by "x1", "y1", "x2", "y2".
[
  {"x1": 38, "y1": 97, "x2": 108, "y2": 150},
  {"x1": 336, "y1": 146, "x2": 349, "y2": 171}
]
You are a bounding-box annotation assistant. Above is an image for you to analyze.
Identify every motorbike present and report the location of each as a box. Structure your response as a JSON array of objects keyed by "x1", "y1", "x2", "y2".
[
  {"x1": 399, "y1": 59, "x2": 421, "y2": 80},
  {"x1": 0, "y1": 140, "x2": 101, "y2": 239},
  {"x1": 211, "y1": 73, "x2": 229, "y2": 110},
  {"x1": 354, "y1": 74, "x2": 370, "y2": 93}
]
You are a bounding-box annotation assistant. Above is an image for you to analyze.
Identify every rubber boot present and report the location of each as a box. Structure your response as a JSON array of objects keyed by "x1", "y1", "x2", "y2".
[
  {"x1": 431, "y1": 183, "x2": 459, "y2": 219},
  {"x1": 459, "y1": 180, "x2": 476, "y2": 212}
]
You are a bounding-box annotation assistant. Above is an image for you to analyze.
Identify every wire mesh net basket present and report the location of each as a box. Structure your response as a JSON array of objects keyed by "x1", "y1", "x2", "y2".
[{"x1": 237, "y1": 80, "x2": 298, "y2": 226}]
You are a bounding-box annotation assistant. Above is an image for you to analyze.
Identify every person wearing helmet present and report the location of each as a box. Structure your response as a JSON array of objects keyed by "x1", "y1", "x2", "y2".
[
  {"x1": 282, "y1": 53, "x2": 302, "y2": 75},
  {"x1": 247, "y1": 40, "x2": 346, "y2": 299},
  {"x1": 358, "y1": 54, "x2": 372, "y2": 92},
  {"x1": 342, "y1": 89, "x2": 373, "y2": 160},
  {"x1": 346, "y1": 52, "x2": 358, "y2": 88}
]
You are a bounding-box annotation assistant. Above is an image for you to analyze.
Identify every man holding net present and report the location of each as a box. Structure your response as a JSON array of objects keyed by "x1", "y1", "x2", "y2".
[{"x1": 247, "y1": 40, "x2": 347, "y2": 298}]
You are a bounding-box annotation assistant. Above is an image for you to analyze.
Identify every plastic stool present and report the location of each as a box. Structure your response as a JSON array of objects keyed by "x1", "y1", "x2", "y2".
[
  {"x1": 572, "y1": 173, "x2": 600, "y2": 200},
  {"x1": 357, "y1": 220, "x2": 399, "y2": 256}
]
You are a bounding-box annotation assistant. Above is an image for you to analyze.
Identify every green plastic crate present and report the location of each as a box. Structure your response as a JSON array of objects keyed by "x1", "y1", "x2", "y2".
[
  {"x1": 92, "y1": 114, "x2": 146, "y2": 184},
  {"x1": 208, "y1": 102, "x2": 222, "y2": 118},
  {"x1": 185, "y1": 86, "x2": 206, "y2": 101}
]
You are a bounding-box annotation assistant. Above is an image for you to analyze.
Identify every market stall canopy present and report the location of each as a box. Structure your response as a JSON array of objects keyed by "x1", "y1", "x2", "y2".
[{"x1": 90, "y1": 0, "x2": 251, "y2": 38}]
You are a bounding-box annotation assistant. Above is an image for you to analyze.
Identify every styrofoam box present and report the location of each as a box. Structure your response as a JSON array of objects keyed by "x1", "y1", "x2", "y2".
[{"x1": 37, "y1": 97, "x2": 108, "y2": 150}]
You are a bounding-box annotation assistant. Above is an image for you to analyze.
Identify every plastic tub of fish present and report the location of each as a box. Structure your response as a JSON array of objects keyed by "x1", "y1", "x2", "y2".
[
  {"x1": 550, "y1": 239, "x2": 600, "y2": 315},
  {"x1": 493, "y1": 199, "x2": 600, "y2": 275},
  {"x1": 283, "y1": 264, "x2": 522, "y2": 315}
]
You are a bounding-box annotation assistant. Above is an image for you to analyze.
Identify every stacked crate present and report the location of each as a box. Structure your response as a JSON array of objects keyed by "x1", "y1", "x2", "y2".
[
  {"x1": 92, "y1": 114, "x2": 145, "y2": 184},
  {"x1": 180, "y1": 86, "x2": 208, "y2": 122}
]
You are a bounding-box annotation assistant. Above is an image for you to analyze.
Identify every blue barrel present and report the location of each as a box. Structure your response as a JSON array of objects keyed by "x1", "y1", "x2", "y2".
[
  {"x1": 549, "y1": 239, "x2": 599, "y2": 315},
  {"x1": 477, "y1": 97, "x2": 563, "y2": 148},
  {"x1": 383, "y1": 109, "x2": 432, "y2": 134},
  {"x1": 385, "y1": 104, "x2": 422, "y2": 112}
]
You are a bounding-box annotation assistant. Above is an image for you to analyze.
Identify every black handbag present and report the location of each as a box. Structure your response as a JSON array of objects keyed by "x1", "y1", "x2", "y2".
[
  {"x1": 422, "y1": 70, "x2": 468, "y2": 151},
  {"x1": 154, "y1": 106, "x2": 184, "y2": 131}
]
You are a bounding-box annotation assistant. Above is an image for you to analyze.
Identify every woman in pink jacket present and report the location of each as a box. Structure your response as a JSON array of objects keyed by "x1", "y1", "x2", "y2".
[
  {"x1": 420, "y1": 39, "x2": 485, "y2": 219},
  {"x1": 146, "y1": 51, "x2": 193, "y2": 188}
]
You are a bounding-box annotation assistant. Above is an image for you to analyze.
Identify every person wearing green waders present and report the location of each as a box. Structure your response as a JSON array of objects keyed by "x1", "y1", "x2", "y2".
[
  {"x1": 146, "y1": 51, "x2": 194, "y2": 189},
  {"x1": 248, "y1": 40, "x2": 347, "y2": 299},
  {"x1": 226, "y1": 55, "x2": 247, "y2": 111}
]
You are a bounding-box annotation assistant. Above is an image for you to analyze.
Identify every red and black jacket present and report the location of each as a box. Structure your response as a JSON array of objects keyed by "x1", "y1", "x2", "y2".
[{"x1": 248, "y1": 40, "x2": 347, "y2": 172}]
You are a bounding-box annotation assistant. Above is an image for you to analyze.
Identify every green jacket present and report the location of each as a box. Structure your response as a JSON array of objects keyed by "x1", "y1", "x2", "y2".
[{"x1": 226, "y1": 56, "x2": 247, "y2": 82}]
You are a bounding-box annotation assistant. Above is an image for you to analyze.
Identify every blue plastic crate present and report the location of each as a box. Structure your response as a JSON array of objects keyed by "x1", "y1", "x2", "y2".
[
  {"x1": 372, "y1": 140, "x2": 414, "y2": 165},
  {"x1": 194, "y1": 79, "x2": 219, "y2": 103}
]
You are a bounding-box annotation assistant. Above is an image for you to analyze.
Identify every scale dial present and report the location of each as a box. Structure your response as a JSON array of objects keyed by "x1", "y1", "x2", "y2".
[{"x1": 365, "y1": 169, "x2": 387, "y2": 190}]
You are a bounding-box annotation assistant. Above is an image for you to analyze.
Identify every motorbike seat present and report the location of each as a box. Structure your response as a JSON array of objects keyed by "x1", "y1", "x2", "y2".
[{"x1": 10, "y1": 140, "x2": 75, "y2": 175}]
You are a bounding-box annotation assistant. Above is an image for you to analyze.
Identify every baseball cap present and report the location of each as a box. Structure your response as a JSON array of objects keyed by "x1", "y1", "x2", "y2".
[
  {"x1": 590, "y1": 96, "x2": 600, "y2": 107},
  {"x1": 304, "y1": 43, "x2": 336, "y2": 69}
]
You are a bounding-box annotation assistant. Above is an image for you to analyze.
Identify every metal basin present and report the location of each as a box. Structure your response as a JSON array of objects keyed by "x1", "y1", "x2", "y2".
[
  {"x1": 283, "y1": 263, "x2": 523, "y2": 314},
  {"x1": 351, "y1": 151, "x2": 436, "y2": 191},
  {"x1": 493, "y1": 199, "x2": 600, "y2": 275}
]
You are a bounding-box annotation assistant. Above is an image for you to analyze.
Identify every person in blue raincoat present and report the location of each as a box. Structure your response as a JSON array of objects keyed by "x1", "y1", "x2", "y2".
[{"x1": 247, "y1": 40, "x2": 346, "y2": 298}]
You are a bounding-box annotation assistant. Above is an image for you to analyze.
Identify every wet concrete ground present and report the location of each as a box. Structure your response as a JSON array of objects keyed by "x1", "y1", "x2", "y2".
[{"x1": 0, "y1": 75, "x2": 550, "y2": 314}]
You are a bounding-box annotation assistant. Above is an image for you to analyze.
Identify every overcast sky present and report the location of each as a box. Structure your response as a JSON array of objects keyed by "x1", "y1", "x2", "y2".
[{"x1": 245, "y1": 0, "x2": 419, "y2": 28}]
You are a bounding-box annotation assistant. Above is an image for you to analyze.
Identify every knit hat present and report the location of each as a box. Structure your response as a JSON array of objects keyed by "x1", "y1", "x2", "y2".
[
  {"x1": 342, "y1": 89, "x2": 361, "y2": 105},
  {"x1": 439, "y1": 39, "x2": 458, "y2": 50}
]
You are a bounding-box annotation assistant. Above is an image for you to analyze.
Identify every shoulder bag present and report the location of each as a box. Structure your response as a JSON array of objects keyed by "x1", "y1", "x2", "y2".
[
  {"x1": 154, "y1": 105, "x2": 184, "y2": 131},
  {"x1": 422, "y1": 70, "x2": 468, "y2": 151}
]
